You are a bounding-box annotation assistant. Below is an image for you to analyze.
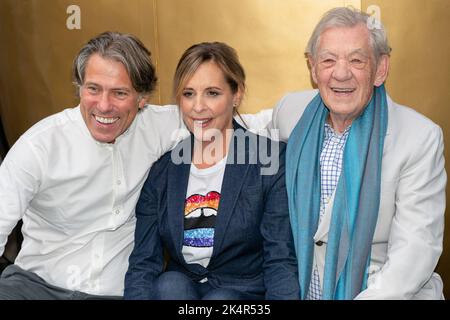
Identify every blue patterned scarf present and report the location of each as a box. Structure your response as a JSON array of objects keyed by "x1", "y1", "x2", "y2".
[{"x1": 286, "y1": 85, "x2": 388, "y2": 299}]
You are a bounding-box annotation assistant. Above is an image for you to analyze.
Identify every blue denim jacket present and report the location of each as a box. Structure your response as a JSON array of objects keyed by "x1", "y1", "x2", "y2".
[{"x1": 124, "y1": 121, "x2": 299, "y2": 300}]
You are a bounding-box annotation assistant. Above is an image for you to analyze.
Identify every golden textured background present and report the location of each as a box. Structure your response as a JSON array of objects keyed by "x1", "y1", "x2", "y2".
[{"x1": 0, "y1": 0, "x2": 449, "y2": 297}]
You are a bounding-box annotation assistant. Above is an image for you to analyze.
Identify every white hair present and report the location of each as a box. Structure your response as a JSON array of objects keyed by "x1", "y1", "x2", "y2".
[{"x1": 305, "y1": 7, "x2": 392, "y2": 61}]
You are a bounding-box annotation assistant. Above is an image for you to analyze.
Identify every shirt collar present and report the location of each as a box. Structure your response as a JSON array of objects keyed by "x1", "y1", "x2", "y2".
[{"x1": 324, "y1": 122, "x2": 351, "y2": 144}]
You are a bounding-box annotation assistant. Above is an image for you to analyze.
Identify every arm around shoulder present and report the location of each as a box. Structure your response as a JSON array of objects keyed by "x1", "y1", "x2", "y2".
[{"x1": 268, "y1": 90, "x2": 318, "y2": 141}]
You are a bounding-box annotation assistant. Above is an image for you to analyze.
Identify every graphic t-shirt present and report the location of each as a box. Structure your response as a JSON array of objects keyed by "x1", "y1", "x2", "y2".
[{"x1": 181, "y1": 157, "x2": 227, "y2": 268}]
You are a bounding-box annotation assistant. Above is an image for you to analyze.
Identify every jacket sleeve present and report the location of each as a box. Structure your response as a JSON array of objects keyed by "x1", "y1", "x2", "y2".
[
  {"x1": 261, "y1": 143, "x2": 300, "y2": 300},
  {"x1": 123, "y1": 160, "x2": 166, "y2": 300},
  {"x1": 355, "y1": 125, "x2": 446, "y2": 299}
]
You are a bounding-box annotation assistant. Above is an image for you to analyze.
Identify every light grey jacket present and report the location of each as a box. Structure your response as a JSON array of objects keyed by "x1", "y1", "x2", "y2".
[{"x1": 269, "y1": 90, "x2": 446, "y2": 300}]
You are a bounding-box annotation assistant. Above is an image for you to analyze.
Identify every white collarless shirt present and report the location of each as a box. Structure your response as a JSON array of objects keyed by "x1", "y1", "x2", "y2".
[{"x1": 0, "y1": 104, "x2": 186, "y2": 295}]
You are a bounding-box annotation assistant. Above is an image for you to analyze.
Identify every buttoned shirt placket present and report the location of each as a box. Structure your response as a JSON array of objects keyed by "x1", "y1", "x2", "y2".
[{"x1": 87, "y1": 140, "x2": 127, "y2": 294}]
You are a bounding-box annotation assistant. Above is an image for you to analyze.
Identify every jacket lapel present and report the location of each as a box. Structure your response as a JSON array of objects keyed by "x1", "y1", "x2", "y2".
[
  {"x1": 382, "y1": 95, "x2": 393, "y2": 156},
  {"x1": 212, "y1": 162, "x2": 249, "y2": 258},
  {"x1": 167, "y1": 139, "x2": 192, "y2": 262},
  {"x1": 211, "y1": 121, "x2": 251, "y2": 258}
]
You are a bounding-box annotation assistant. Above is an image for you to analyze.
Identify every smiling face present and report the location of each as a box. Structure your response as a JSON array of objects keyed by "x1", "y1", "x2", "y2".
[
  {"x1": 79, "y1": 54, "x2": 146, "y2": 143},
  {"x1": 179, "y1": 61, "x2": 241, "y2": 145},
  {"x1": 309, "y1": 24, "x2": 389, "y2": 131}
]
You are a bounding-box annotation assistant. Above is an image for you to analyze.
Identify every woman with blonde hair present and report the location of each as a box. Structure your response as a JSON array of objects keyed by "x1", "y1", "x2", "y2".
[{"x1": 124, "y1": 42, "x2": 299, "y2": 300}]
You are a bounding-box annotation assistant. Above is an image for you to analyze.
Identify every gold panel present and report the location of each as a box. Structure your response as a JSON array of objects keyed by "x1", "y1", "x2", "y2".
[
  {"x1": 361, "y1": 0, "x2": 450, "y2": 297},
  {"x1": 154, "y1": 0, "x2": 359, "y2": 112},
  {"x1": 0, "y1": 0, "x2": 157, "y2": 145}
]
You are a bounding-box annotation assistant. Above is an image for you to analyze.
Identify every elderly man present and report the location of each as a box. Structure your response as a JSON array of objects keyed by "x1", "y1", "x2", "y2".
[
  {"x1": 0, "y1": 31, "x2": 267, "y2": 299},
  {"x1": 270, "y1": 7, "x2": 446, "y2": 299}
]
